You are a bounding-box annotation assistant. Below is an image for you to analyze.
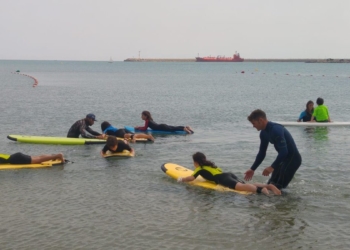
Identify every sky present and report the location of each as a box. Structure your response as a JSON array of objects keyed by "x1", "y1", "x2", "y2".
[{"x1": 1, "y1": 0, "x2": 350, "y2": 61}]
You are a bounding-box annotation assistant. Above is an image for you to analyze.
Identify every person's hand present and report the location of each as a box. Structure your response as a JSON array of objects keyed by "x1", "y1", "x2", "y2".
[
  {"x1": 177, "y1": 177, "x2": 183, "y2": 183},
  {"x1": 244, "y1": 169, "x2": 254, "y2": 181},
  {"x1": 96, "y1": 134, "x2": 106, "y2": 140},
  {"x1": 262, "y1": 166, "x2": 274, "y2": 176}
]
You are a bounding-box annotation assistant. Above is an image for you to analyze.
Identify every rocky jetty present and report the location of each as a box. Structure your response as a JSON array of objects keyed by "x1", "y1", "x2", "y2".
[{"x1": 124, "y1": 58, "x2": 350, "y2": 63}]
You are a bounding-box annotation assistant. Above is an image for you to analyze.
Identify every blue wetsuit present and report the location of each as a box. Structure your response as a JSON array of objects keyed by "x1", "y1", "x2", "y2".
[
  {"x1": 103, "y1": 125, "x2": 133, "y2": 138},
  {"x1": 299, "y1": 110, "x2": 314, "y2": 122},
  {"x1": 250, "y1": 121, "x2": 302, "y2": 189}
]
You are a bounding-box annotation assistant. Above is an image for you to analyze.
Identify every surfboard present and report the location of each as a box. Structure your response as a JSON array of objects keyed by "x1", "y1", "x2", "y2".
[
  {"x1": 276, "y1": 121, "x2": 350, "y2": 127},
  {"x1": 0, "y1": 159, "x2": 63, "y2": 170},
  {"x1": 103, "y1": 150, "x2": 135, "y2": 158},
  {"x1": 7, "y1": 135, "x2": 149, "y2": 145},
  {"x1": 7, "y1": 135, "x2": 106, "y2": 145},
  {"x1": 161, "y1": 163, "x2": 252, "y2": 195},
  {"x1": 124, "y1": 126, "x2": 191, "y2": 135}
]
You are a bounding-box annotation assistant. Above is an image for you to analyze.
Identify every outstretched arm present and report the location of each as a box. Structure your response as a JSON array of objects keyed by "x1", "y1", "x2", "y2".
[
  {"x1": 178, "y1": 176, "x2": 195, "y2": 182},
  {"x1": 244, "y1": 133, "x2": 269, "y2": 181},
  {"x1": 135, "y1": 120, "x2": 149, "y2": 131}
]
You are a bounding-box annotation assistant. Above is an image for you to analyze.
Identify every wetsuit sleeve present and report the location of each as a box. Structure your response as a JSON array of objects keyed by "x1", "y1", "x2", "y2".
[
  {"x1": 137, "y1": 120, "x2": 149, "y2": 131},
  {"x1": 299, "y1": 111, "x2": 306, "y2": 120},
  {"x1": 124, "y1": 143, "x2": 132, "y2": 152},
  {"x1": 270, "y1": 126, "x2": 289, "y2": 169},
  {"x1": 192, "y1": 168, "x2": 202, "y2": 178},
  {"x1": 250, "y1": 132, "x2": 269, "y2": 171},
  {"x1": 81, "y1": 126, "x2": 101, "y2": 138},
  {"x1": 102, "y1": 145, "x2": 109, "y2": 153}
]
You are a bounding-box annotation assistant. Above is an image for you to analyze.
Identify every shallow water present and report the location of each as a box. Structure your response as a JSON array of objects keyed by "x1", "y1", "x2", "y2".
[{"x1": 0, "y1": 60, "x2": 350, "y2": 249}]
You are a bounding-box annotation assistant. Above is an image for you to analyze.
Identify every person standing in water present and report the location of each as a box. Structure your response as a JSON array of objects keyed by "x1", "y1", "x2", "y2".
[
  {"x1": 244, "y1": 109, "x2": 302, "y2": 190},
  {"x1": 135, "y1": 111, "x2": 193, "y2": 133},
  {"x1": 67, "y1": 113, "x2": 105, "y2": 139},
  {"x1": 298, "y1": 100, "x2": 315, "y2": 122}
]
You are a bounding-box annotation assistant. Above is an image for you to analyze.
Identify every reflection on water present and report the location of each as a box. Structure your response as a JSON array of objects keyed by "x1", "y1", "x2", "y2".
[{"x1": 304, "y1": 127, "x2": 329, "y2": 141}]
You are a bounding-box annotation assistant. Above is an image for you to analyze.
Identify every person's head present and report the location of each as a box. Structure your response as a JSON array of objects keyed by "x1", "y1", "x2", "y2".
[
  {"x1": 306, "y1": 100, "x2": 314, "y2": 112},
  {"x1": 316, "y1": 97, "x2": 324, "y2": 106},
  {"x1": 101, "y1": 121, "x2": 111, "y2": 132},
  {"x1": 106, "y1": 136, "x2": 118, "y2": 151},
  {"x1": 192, "y1": 152, "x2": 217, "y2": 168},
  {"x1": 86, "y1": 113, "x2": 97, "y2": 126},
  {"x1": 247, "y1": 109, "x2": 268, "y2": 131},
  {"x1": 141, "y1": 111, "x2": 153, "y2": 121}
]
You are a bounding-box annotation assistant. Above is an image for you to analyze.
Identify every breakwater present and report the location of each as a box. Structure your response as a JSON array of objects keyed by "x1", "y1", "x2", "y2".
[{"x1": 124, "y1": 58, "x2": 350, "y2": 63}]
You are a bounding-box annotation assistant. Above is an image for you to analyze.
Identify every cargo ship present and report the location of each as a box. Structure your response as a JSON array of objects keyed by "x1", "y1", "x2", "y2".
[{"x1": 195, "y1": 52, "x2": 244, "y2": 62}]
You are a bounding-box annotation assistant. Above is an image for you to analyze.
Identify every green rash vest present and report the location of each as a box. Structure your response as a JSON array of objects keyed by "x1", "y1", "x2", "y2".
[
  {"x1": 0, "y1": 154, "x2": 10, "y2": 164},
  {"x1": 192, "y1": 165, "x2": 223, "y2": 182},
  {"x1": 312, "y1": 105, "x2": 329, "y2": 121}
]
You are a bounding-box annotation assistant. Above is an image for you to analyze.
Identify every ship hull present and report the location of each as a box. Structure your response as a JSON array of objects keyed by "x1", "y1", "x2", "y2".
[{"x1": 195, "y1": 57, "x2": 244, "y2": 62}]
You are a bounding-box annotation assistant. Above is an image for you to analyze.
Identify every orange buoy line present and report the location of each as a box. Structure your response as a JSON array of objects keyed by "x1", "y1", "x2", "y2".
[{"x1": 13, "y1": 71, "x2": 39, "y2": 87}]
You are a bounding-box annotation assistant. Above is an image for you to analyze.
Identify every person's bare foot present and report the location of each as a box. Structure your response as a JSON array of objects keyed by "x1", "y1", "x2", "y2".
[
  {"x1": 261, "y1": 187, "x2": 269, "y2": 195},
  {"x1": 267, "y1": 184, "x2": 281, "y2": 195},
  {"x1": 58, "y1": 153, "x2": 64, "y2": 163},
  {"x1": 186, "y1": 126, "x2": 193, "y2": 133}
]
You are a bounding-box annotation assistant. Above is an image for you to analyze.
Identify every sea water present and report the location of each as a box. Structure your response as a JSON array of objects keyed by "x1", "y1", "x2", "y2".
[{"x1": 0, "y1": 60, "x2": 350, "y2": 249}]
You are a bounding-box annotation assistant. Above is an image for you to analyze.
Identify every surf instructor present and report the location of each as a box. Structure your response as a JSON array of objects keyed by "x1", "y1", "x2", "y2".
[
  {"x1": 244, "y1": 109, "x2": 302, "y2": 190},
  {"x1": 67, "y1": 113, "x2": 105, "y2": 139}
]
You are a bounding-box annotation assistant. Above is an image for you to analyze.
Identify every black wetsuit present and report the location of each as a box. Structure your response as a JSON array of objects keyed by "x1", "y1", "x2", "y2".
[
  {"x1": 192, "y1": 166, "x2": 245, "y2": 189},
  {"x1": 0, "y1": 153, "x2": 31, "y2": 164},
  {"x1": 67, "y1": 119, "x2": 101, "y2": 138},
  {"x1": 102, "y1": 141, "x2": 132, "y2": 154},
  {"x1": 251, "y1": 121, "x2": 302, "y2": 189},
  {"x1": 148, "y1": 120, "x2": 185, "y2": 132}
]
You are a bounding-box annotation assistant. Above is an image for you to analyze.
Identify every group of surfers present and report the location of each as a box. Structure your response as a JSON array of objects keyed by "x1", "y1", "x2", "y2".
[{"x1": 1, "y1": 108, "x2": 307, "y2": 196}]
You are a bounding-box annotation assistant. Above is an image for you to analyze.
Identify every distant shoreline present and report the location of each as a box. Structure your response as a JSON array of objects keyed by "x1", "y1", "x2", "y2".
[{"x1": 124, "y1": 58, "x2": 350, "y2": 63}]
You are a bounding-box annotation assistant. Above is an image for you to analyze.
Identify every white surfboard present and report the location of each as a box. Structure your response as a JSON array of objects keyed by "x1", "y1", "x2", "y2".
[{"x1": 276, "y1": 121, "x2": 350, "y2": 127}]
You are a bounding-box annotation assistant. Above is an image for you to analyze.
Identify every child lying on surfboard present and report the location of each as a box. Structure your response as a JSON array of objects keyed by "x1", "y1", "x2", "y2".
[
  {"x1": 135, "y1": 111, "x2": 193, "y2": 134},
  {"x1": 101, "y1": 121, "x2": 154, "y2": 142},
  {"x1": 177, "y1": 152, "x2": 281, "y2": 195},
  {"x1": 100, "y1": 136, "x2": 134, "y2": 157},
  {"x1": 0, "y1": 152, "x2": 65, "y2": 164}
]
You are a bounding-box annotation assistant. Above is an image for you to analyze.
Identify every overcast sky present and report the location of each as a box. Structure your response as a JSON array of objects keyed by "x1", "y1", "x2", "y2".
[{"x1": 1, "y1": 0, "x2": 349, "y2": 61}]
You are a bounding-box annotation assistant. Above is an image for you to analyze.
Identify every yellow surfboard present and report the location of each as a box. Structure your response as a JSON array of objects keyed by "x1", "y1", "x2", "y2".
[
  {"x1": 103, "y1": 150, "x2": 135, "y2": 158},
  {"x1": 161, "y1": 163, "x2": 252, "y2": 195},
  {"x1": 0, "y1": 159, "x2": 63, "y2": 170}
]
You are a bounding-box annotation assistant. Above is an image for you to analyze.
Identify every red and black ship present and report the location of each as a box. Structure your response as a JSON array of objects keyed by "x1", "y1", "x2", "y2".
[{"x1": 196, "y1": 52, "x2": 244, "y2": 62}]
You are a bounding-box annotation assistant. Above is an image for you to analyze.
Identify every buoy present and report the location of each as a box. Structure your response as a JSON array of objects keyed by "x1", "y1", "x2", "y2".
[{"x1": 241, "y1": 71, "x2": 245, "y2": 74}]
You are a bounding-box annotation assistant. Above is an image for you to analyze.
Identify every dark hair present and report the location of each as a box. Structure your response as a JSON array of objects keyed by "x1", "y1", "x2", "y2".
[
  {"x1": 192, "y1": 152, "x2": 217, "y2": 168},
  {"x1": 316, "y1": 97, "x2": 324, "y2": 105},
  {"x1": 106, "y1": 136, "x2": 117, "y2": 148},
  {"x1": 101, "y1": 121, "x2": 111, "y2": 132},
  {"x1": 142, "y1": 111, "x2": 153, "y2": 121},
  {"x1": 247, "y1": 109, "x2": 267, "y2": 122},
  {"x1": 306, "y1": 100, "x2": 314, "y2": 112}
]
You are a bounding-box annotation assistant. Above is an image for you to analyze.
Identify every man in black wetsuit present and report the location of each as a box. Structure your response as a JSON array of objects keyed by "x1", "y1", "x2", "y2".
[
  {"x1": 67, "y1": 113, "x2": 105, "y2": 139},
  {"x1": 244, "y1": 109, "x2": 302, "y2": 190}
]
